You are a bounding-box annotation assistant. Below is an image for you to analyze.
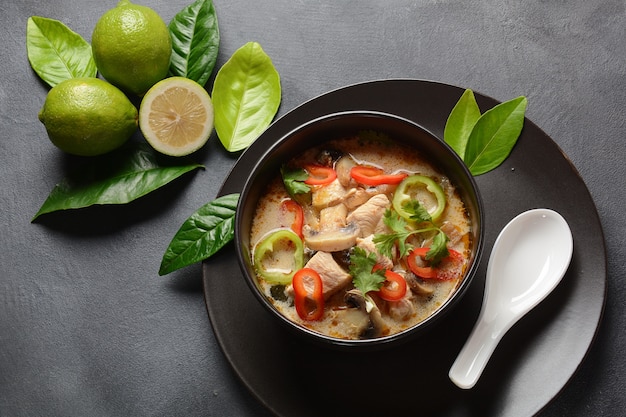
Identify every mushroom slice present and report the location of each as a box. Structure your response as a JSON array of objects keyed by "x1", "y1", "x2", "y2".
[
  {"x1": 335, "y1": 155, "x2": 357, "y2": 187},
  {"x1": 316, "y1": 148, "x2": 343, "y2": 167},
  {"x1": 303, "y1": 222, "x2": 359, "y2": 252},
  {"x1": 303, "y1": 203, "x2": 359, "y2": 252},
  {"x1": 344, "y1": 289, "x2": 388, "y2": 338},
  {"x1": 328, "y1": 308, "x2": 371, "y2": 339},
  {"x1": 332, "y1": 249, "x2": 352, "y2": 270},
  {"x1": 405, "y1": 272, "x2": 434, "y2": 296}
]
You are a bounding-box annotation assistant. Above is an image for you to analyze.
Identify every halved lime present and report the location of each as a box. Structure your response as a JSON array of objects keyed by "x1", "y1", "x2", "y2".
[{"x1": 139, "y1": 77, "x2": 214, "y2": 157}]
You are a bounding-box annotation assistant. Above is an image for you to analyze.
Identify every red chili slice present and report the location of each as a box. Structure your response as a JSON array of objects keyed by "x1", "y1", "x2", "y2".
[
  {"x1": 371, "y1": 264, "x2": 408, "y2": 301},
  {"x1": 378, "y1": 269, "x2": 408, "y2": 301},
  {"x1": 350, "y1": 166, "x2": 408, "y2": 186},
  {"x1": 280, "y1": 199, "x2": 304, "y2": 238},
  {"x1": 407, "y1": 247, "x2": 464, "y2": 280},
  {"x1": 304, "y1": 165, "x2": 337, "y2": 186},
  {"x1": 292, "y1": 268, "x2": 325, "y2": 321}
]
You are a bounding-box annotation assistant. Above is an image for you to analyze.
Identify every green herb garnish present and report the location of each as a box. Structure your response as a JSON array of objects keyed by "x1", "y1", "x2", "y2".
[
  {"x1": 374, "y1": 204, "x2": 449, "y2": 265},
  {"x1": 348, "y1": 247, "x2": 386, "y2": 294},
  {"x1": 280, "y1": 165, "x2": 311, "y2": 197}
]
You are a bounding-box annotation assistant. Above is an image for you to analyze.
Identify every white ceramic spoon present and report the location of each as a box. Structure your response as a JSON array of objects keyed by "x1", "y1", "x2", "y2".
[{"x1": 449, "y1": 208, "x2": 573, "y2": 389}]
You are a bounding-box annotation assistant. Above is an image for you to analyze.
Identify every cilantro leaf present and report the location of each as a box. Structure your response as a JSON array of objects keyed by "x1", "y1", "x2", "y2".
[
  {"x1": 374, "y1": 206, "x2": 452, "y2": 263},
  {"x1": 373, "y1": 233, "x2": 399, "y2": 259},
  {"x1": 426, "y1": 231, "x2": 450, "y2": 265},
  {"x1": 280, "y1": 165, "x2": 310, "y2": 197},
  {"x1": 384, "y1": 209, "x2": 408, "y2": 233},
  {"x1": 403, "y1": 200, "x2": 432, "y2": 223},
  {"x1": 349, "y1": 247, "x2": 386, "y2": 294},
  {"x1": 374, "y1": 210, "x2": 412, "y2": 258}
]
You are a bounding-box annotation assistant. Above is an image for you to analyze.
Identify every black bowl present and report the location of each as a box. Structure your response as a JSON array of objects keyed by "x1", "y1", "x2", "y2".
[{"x1": 235, "y1": 110, "x2": 484, "y2": 350}]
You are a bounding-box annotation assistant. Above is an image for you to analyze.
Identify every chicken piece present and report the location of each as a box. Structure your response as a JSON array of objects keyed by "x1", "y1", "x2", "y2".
[
  {"x1": 319, "y1": 203, "x2": 348, "y2": 230},
  {"x1": 387, "y1": 289, "x2": 416, "y2": 321},
  {"x1": 301, "y1": 251, "x2": 352, "y2": 300},
  {"x1": 374, "y1": 213, "x2": 391, "y2": 235},
  {"x1": 440, "y1": 221, "x2": 467, "y2": 246},
  {"x1": 356, "y1": 235, "x2": 393, "y2": 270},
  {"x1": 342, "y1": 188, "x2": 376, "y2": 210},
  {"x1": 346, "y1": 194, "x2": 390, "y2": 237},
  {"x1": 312, "y1": 179, "x2": 348, "y2": 210},
  {"x1": 302, "y1": 204, "x2": 320, "y2": 230}
]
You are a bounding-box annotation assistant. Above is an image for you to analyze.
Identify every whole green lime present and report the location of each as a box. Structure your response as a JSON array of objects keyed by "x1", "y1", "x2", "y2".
[
  {"x1": 91, "y1": 0, "x2": 172, "y2": 96},
  {"x1": 38, "y1": 77, "x2": 138, "y2": 156}
]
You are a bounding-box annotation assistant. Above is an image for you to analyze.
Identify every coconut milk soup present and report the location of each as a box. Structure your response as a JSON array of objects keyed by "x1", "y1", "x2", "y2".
[{"x1": 250, "y1": 133, "x2": 471, "y2": 340}]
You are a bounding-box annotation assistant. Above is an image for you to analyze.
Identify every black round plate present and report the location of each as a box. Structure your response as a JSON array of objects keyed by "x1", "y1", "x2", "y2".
[{"x1": 202, "y1": 79, "x2": 606, "y2": 417}]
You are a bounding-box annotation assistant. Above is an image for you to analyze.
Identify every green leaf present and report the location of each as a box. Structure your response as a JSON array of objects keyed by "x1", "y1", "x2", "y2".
[
  {"x1": 349, "y1": 247, "x2": 386, "y2": 294},
  {"x1": 426, "y1": 231, "x2": 449, "y2": 265},
  {"x1": 464, "y1": 96, "x2": 527, "y2": 176},
  {"x1": 168, "y1": 0, "x2": 220, "y2": 86},
  {"x1": 404, "y1": 200, "x2": 432, "y2": 223},
  {"x1": 280, "y1": 165, "x2": 310, "y2": 197},
  {"x1": 372, "y1": 232, "x2": 399, "y2": 260},
  {"x1": 212, "y1": 42, "x2": 281, "y2": 152},
  {"x1": 375, "y1": 210, "x2": 411, "y2": 258},
  {"x1": 32, "y1": 142, "x2": 203, "y2": 220},
  {"x1": 159, "y1": 193, "x2": 239, "y2": 275},
  {"x1": 444, "y1": 89, "x2": 481, "y2": 159},
  {"x1": 26, "y1": 16, "x2": 97, "y2": 87}
]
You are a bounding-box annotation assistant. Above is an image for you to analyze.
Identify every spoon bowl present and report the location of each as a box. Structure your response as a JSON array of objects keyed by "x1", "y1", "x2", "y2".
[{"x1": 449, "y1": 208, "x2": 573, "y2": 389}]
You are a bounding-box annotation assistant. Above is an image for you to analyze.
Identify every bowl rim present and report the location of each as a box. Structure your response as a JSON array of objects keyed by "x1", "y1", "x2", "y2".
[{"x1": 235, "y1": 109, "x2": 485, "y2": 349}]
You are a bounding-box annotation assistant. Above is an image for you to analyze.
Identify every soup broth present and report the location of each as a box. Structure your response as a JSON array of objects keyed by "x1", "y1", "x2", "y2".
[{"x1": 250, "y1": 133, "x2": 472, "y2": 340}]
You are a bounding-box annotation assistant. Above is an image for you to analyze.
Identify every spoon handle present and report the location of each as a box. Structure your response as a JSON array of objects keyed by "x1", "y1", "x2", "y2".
[
  {"x1": 448, "y1": 314, "x2": 506, "y2": 389},
  {"x1": 449, "y1": 209, "x2": 574, "y2": 389}
]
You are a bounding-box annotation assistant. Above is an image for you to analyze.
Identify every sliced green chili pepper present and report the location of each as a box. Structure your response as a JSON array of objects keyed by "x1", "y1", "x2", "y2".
[
  {"x1": 392, "y1": 175, "x2": 446, "y2": 221},
  {"x1": 253, "y1": 229, "x2": 304, "y2": 284}
]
